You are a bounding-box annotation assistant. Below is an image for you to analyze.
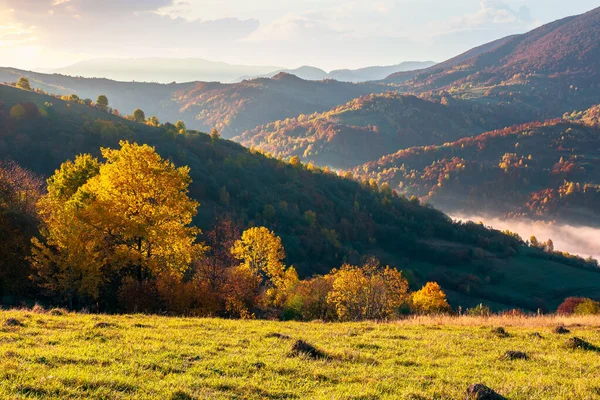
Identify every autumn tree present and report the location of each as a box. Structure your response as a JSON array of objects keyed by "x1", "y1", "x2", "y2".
[
  {"x1": 16, "y1": 76, "x2": 32, "y2": 91},
  {"x1": 0, "y1": 161, "x2": 44, "y2": 298},
  {"x1": 211, "y1": 128, "x2": 220, "y2": 140},
  {"x1": 31, "y1": 142, "x2": 201, "y2": 308},
  {"x1": 175, "y1": 120, "x2": 186, "y2": 134},
  {"x1": 96, "y1": 95, "x2": 109, "y2": 111},
  {"x1": 148, "y1": 116, "x2": 160, "y2": 127},
  {"x1": 132, "y1": 108, "x2": 146, "y2": 123},
  {"x1": 31, "y1": 154, "x2": 103, "y2": 307},
  {"x1": 231, "y1": 226, "x2": 297, "y2": 307},
  {"x1": 327, "y1": 260, "x2": 409, "y2": 321},
  {"x1": 411, "y1": 282, "x2": 451, "y2": 314}
]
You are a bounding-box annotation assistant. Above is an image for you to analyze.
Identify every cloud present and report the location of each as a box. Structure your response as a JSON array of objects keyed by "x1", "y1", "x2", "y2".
[
  {"x1": 0, "y1": 0, "x2": 259, "y2": 59},
  {"x1": 433, "y1": 0, "x2": 541, "y2": 35}
]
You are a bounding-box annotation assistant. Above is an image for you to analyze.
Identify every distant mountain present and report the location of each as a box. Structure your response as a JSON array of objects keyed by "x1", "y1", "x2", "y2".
[
  {"x1": 354, "y1": 105, "x2": 600, "y2": 227},
  {"x1": 235, "y1": 92, "x2": 545, "y2": 169},
  {"x1": 49, "y1": 57, "x2": 283, "y2": 83},
  {"x1": 0, "y1": 68, "x2": 390, "y2": 137},
  {"x1": 385, "y1": 7, "x2": 599, "y2": 91},
  {"x1": 173, "y1": 72, "x2": 391, "y2": 137},
  {"x1": 239, "y1": 61, "x2": 436, "y2": 82},
  {"x1": 2, "y1": 83, "x2": 599, "y2": 310}
]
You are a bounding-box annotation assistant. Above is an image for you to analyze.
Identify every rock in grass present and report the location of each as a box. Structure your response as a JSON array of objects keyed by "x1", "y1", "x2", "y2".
[
  {"x1": 566, "y1": 337, "x2": 598, "y2": 351},
  {"x1": 553, "y1": 326, "x2": 570, "y2": 334},
  {"x1": 466, "y1": 383, "x2": 506, "y2": 399},
  {"x1": 290, "y1": 340, "x2": 328, "y2": 360},
  {"x1": 502, "y1": 350, "x2": 529, "y2": 360},
  {"x1": 3, "y1": 318, "x2": 24, "y2": 327},
  {"x1": 492, "y1": 327, "x2": 509, "y2": 338},
  {"x1": 529, "y1": 332, "x2": 543, "y2": 339}
]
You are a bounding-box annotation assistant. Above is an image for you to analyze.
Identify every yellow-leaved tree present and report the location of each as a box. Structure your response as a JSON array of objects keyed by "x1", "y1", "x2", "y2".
[
  {"x1": 410, "y1": 281, "x2": 451, "y2": 314},
  {"x1": 327, "y1": 259, "x2": 409, "y2": 321},
  {"x1": 31, "y1": 141, "x2": 201, "y2": 308},
  {"x1": 230, "y1": 227, "x2": 297, "y2": 309}
]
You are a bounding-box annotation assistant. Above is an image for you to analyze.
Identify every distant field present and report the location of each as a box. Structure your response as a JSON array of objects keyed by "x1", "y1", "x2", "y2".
[{"x1": 1, "y1": 311, "x2": 600, "y2": 399}]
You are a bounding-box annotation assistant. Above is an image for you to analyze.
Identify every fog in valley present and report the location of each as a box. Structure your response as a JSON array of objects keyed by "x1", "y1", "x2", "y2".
[{"x1": 452, "y1": 214, "x2": 600, "y2": 262}]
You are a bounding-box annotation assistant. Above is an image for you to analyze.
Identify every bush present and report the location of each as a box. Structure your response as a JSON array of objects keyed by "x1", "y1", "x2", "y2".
[
  {"x1": 557, "y1": 297, "x2": 589, "y2": 315},
  {"x1": 467, "y1": 303, "x2": 491, "y2": 317},
  {"x1": 574, "y1": 299, "x2": 600, "y2": 315},
  {"x1": 411, "y1": 282, "x2": 451, "y2": 314}
]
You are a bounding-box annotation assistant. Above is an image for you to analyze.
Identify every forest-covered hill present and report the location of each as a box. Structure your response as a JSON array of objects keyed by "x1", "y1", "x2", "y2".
[
  {"x1": 0, "y1": 68, "x2": 391, "y2": 138},
  {"x1": 235, "y1": 92, "x2": 542, "y2": 169},
  {"x1": 1, "y1": 84, "x2": 599, "y2": 311},
  {"x1": 354, "y1": 105, "x2": 600, "y2": 227}
]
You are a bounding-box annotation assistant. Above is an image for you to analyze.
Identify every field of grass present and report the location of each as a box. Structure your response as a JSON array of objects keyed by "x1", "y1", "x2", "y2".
[{"x1": 1, "y1": 310, "x2": 600, "y2": 399}]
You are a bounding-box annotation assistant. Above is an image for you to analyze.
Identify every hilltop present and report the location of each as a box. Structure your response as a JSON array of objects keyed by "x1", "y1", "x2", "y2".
[
  {"x1": 386, "y1": 7, "x2": 599, "y2": 88},
  {"x1": 0, "y1": 68, "x2": 390, "y2": 138},
  {"x1": 354, "y1": 105, "x2": 600, "y2": 227},
  {"x1": 2, "y1": 84, "x2": 600, "y2": 311}
]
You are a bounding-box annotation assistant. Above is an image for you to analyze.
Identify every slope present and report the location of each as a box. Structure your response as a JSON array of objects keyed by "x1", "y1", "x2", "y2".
[
  {"x1": 0, "y1": 69, "x2": 391, "y2": 138},
  {"x1": 1, "y1": 84, "x2": 599, "y2": 310},
  {"x1": 235, "y1": 92, "x2": 542, "y2": 169},
  {"x1": 385, "y1": 7, "x2": 600, "y2": 119},
  {"x1": 354, "y1": 105, "x2": 600, "y2": 227}
]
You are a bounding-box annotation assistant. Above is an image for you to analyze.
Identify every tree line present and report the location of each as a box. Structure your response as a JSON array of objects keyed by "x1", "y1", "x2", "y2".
[{"x1": 1, "y1": 141, "x2": 450, "y2": 319}]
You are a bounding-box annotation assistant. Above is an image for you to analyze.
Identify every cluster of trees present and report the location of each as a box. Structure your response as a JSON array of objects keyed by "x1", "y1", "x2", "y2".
[
  {"x1": 1, "y1": 142, "x2": 449, "y2": 318},
  {"x1": 557, "y1": 297, "x2": 600, "y2": 315}
]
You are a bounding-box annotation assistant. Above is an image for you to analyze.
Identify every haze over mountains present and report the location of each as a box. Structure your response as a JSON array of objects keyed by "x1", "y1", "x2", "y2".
[{"x1": 48, "y1": 58, "x2": 435, "y2": 84}]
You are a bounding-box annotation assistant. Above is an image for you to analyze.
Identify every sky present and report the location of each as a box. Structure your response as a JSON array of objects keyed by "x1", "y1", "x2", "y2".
[{"x1": 0, "y1": 0, "x2": 597, "y2": 71}]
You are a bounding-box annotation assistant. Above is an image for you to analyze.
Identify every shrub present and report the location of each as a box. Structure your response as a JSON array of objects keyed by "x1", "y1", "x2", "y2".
[
  {"x1": 411, "y1": 282, "x2": 451, "y2": 314},
  {"x1": 574, "y1": 299, "x2": 600, "y2": 315},
  {"x1": 557, "y1": 297, "x2": 588, "y2": 314},
  {"x1": 467, "y1": 303, "x2": 491, "y2": 317}
]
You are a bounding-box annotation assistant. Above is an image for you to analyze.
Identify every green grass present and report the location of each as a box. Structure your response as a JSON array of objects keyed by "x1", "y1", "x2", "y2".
[{"x1": 2, "y1": 311, "x2": 600, "y2": 399}]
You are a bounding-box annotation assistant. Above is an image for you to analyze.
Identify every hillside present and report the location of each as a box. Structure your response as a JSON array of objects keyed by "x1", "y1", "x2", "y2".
[
  {"x1": 386, "y1": 8, "x2": 599, "y2": 87},
  {"x1": 354, "y1": 105, "x2": 600, "y2": 227},
  {"x1": 2, "y1": 84, "x2": 600, "y2": 311},
  {"x1": 235, "y1": 92, "x2": 542, "y2": 169},
  {"x1": 0, "y1": 69, "x2": 390, "y2": 138},
  {"x1": 385, "y1": 8, "x2": 600, "y2": 119}
]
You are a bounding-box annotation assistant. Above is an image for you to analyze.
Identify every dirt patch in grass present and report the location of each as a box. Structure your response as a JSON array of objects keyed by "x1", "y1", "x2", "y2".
[
  {"x1": 94, "y1": 322, "x2": 118, "y2": 329},
  {"x1": 466, "y1": 383, "x2": 506, "y2": 399},
  {"x1": 265, "y1": 332, "x2": 290, "y2": 339},
  {"x1": 502, "y1": 350, "x2": 529, "y2": 360},
  {"x1": 566, "y1": 337, "x2": 599, "y2": 351},
  {"x1": 3, "y1": 318, "x2": 24, "y2": 327},
  {"x1": 289, "y1": 340, "x2": 329, "y2": 360},
  {"x1": 491, "y1": 327, "x2": 509, "y2": 338},
  {"x1": 554, "y1": 326, "x2": 570, "y2": 334}
]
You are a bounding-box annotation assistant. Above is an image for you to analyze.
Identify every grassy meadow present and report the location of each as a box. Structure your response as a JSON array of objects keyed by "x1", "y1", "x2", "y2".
[{"x1": 1, "y1": 310, "x2": 600, "y2": 399}]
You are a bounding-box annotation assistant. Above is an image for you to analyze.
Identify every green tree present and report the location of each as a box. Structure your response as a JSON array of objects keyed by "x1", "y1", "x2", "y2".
[
  {"x1": 96, "y1": 95, "x2": 109, "y2": 111},
  {"x1": 16, "y1": 76, "x2": 32, "y2": 91},
  {"x1": 132, "y1": 108, "x2": 146, "y2": 123}
]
